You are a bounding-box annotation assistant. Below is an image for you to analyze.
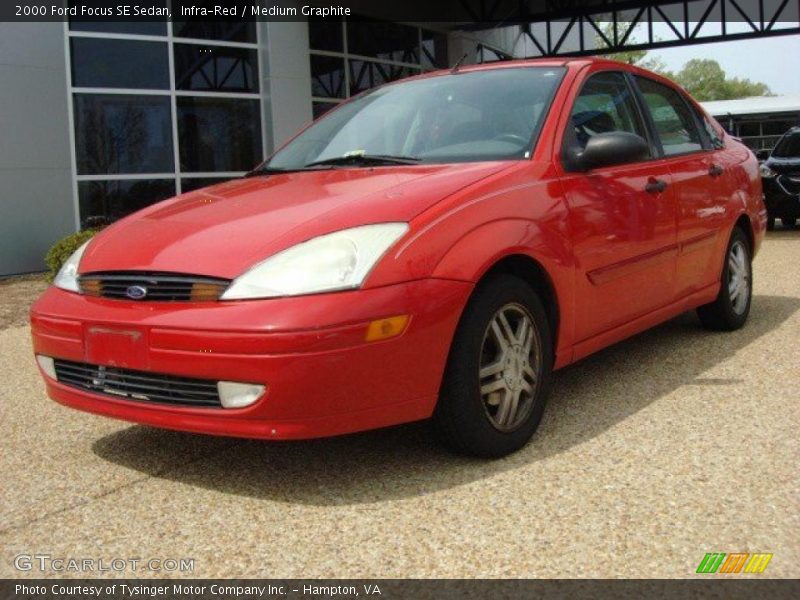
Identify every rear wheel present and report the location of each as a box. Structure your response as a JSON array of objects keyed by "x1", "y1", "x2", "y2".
[
  {"x1": 697, "y1": 227, "x2": 752, "y2": 331},
  {"x1": 434, "y1": 274, "x2": 553, "y2": 458},
  {"x1": 766, "y1": 216, "x2": 775, "y2": 231},
  {"x1": 782, "y1": 217, "x2": 797, "y2": 229}
]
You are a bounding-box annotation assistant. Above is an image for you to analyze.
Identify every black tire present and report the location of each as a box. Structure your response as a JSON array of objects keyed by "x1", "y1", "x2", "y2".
[
  {"x1": 433, "y1": 274, "x2": 553, "y2": 458},
  {"x1": 697, "y1": 227, "x2": 752, "y2": 331},
  {"x1": 766, "y1": 216, "x2": 775, "y2": 231},
  {"x1": 781, "y1": 217, "x2": 797, "y2": 229}
]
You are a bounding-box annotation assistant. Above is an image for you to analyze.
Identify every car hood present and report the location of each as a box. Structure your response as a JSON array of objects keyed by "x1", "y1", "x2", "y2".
[{"x1": 80, "y1": 162, "x2": 511, "y2": 278}]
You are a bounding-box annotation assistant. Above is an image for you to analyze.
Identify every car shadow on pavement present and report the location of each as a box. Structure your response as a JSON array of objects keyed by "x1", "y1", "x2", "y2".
[{"x1": 93, "y1": 294, "x2": 799, "y2": 506}]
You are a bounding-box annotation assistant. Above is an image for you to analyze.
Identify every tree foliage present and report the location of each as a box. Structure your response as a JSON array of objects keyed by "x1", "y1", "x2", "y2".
[
  {"x1": 599, "y1": 23, "x2": 772, "y2": 100},
  {"x1": 672, "y1": 59, "x2": 773, "y2": 101}
]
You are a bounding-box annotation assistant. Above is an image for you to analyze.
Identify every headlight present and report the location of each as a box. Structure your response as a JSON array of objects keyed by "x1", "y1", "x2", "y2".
[
  {"x1": 221, "y1": 223, "x2": 408, "y2": 300},
  {"x1": 53, "y1": 240, "x2": 91, "y2": 293},
  {"x1": 759, "y1": 163, "x2": 776, "y2": 179}
]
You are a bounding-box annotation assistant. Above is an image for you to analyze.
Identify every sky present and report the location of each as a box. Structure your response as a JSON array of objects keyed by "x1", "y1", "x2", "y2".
[{"x1": 644, "y1": 25, "x2": 800, "y2": 96}]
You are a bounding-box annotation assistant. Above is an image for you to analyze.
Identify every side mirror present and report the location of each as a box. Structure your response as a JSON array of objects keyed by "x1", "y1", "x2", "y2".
[
  {"x1": 755, "y1": 149, "x2": 770, "y2": 161},
  {"x1": 565, "y1": 131, "x2": 651, "y2": 172}
]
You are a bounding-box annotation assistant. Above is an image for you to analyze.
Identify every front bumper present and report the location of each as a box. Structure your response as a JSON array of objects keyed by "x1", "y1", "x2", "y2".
[{"x1": 31, "y1": 279, "x2": 472, "y2": 439}]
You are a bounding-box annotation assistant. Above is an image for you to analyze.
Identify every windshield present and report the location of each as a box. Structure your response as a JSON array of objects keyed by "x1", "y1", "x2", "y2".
[
  {"x1": 771, "y1": 130, "x2": 800, "y2": 159},
  {"x1": 265, "y1": 67, "x2": 565, "y2": 170}
]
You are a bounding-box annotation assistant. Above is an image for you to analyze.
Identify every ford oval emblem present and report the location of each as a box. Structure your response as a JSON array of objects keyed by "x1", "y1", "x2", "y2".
[{"x1": 126, "y1": 285, "x2": 147, "y2": 300}]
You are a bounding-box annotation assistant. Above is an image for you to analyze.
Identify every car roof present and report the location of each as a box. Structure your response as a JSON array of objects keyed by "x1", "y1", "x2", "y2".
[
  {"x1": 415, "y1": 56, "x2": 677, "y2": 87},
  {"x1": 433, "y1": 56, "x2": 645, "y2": 73}
]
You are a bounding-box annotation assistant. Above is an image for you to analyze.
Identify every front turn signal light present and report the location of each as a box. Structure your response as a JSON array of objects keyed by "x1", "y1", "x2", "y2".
[{"x1": 365, "y1": 315, "x2": 410, "y2": 342}]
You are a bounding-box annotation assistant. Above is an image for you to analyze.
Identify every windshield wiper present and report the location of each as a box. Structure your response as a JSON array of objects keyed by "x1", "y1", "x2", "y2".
[
  {"x1": 244, "y1": 166, "x2": 321, "y2": 178},
  {"x1": 303, "y1": 154, "x2": 421, "y2": 168}
]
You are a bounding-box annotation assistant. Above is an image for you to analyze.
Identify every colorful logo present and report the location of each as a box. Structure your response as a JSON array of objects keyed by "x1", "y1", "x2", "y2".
[{"x1": 696, "y1": 552, "x2": 773, "y2": 574}]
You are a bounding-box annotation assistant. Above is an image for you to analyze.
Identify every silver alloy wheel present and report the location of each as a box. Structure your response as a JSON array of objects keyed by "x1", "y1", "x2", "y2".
[
  {"x1": 728, "y1": 240, "x2": 751, "y2": 315},
  {"x1": 479, "y1": 303, "x2": 541, "y2": 432}
]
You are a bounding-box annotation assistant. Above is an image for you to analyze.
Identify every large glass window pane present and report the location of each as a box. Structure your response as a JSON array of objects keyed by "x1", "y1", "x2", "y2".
[
  {"x1": 178, "y1": 98, "x2": 262, "y2": 172},
  {"x1": 181, "y1": 177, "x2": 232, "y2": 193},
  {"x1": 78, "y1": 179, "x2": 175, "y2": 227},
  {"x1": 349, "y1": 60, "x2": 419, "y2": 95},
  {"x1": 69, "y1": 20, "x2": 167, "y2": 35},
  {"x1": 70, "y1": 38, "x2": 169, "y2": 89},
  {"x1": 636, "y1": 77, "x2": 704, "y2": 156},
  {"x1": 69, "y1": 0, "x2": 167, "y2": 35},
  {"x1": 309, "y1": 17, "x2": 344, "y2": 52},
  {"x1": 174, "y1": 44, "x2": 259, "y2": 93},
  {"x1": 73, "y1": 94, "x2": 174, "y2": 175},
  {"x1": 763, "y1": 120, "x2": 795, "y2": 136},
  {"x1": 173, "y1": 18, "x2": 256, "y2": 43},
  {"x1": 310, "y1": 55, "x2": 346, "y2": 99},
  {"x1": 421, "y1": 30, "x2": 448, "y2": 69},
  {"x1": 738, "y1": 121, "x2": 760, "y2": 137},
  {"x1": 347, "y1": 19, "x2": 420, "y2": 64},
  {"x1": 313, "y1": 101, "x2": 339, "y2": 120}
]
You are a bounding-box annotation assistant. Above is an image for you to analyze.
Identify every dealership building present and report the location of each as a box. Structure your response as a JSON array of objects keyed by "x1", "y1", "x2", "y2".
[
  {"x1": 2, "y1": 2, "x2": 798, "y2": 277},
  {"x1": 701, "y1": 95, "x2": 800, "y2": 154},
  {"x1": 1, "y1": 8, "x2": 538, "y2": 276}
]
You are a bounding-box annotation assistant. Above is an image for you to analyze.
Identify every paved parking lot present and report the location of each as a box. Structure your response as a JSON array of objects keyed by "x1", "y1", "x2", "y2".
[{"x1": 1, "y1": 230, "x2": 798, "y2": 579}]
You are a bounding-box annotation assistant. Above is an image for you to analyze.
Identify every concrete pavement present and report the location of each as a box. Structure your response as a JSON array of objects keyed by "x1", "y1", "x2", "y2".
[{"x1": 1, "y1": 230, "x2": 798, "y2": 578}]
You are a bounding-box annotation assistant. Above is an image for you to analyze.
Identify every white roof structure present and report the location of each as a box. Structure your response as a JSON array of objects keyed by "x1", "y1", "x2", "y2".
[{"x1": 700, "y1": 95, "x2": 800, "y2": 117}]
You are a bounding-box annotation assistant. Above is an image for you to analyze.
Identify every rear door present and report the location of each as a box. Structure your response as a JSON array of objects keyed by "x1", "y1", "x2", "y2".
[
  {"x1": 560, "y1": 70, "x2": 678, "y2": 342},
  {"x1": 633, "y1": 76, "x2": 726, "y2": 297}
]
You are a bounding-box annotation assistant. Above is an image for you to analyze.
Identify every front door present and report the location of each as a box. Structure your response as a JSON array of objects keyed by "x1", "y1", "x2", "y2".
[{"x1": 560, "y1": 71, "x2": 678, "y2": 342}]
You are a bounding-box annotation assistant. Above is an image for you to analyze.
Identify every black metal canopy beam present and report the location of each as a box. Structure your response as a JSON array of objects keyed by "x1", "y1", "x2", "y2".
[
  {"x1": 453, "y1": 0, "x2": 692, "y2": 29},
  {"x1": 466, "y1": 0, "x2": 800, "y2": 58},
  {"x1": 549, "y1": 23, "x2": 800, "y2": 57},
  {"x1": 445, "y1": 0, "x2": 798, "y2": 28}
]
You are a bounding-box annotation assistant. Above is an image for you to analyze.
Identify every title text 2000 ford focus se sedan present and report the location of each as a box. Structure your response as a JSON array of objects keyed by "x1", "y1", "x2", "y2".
[{"x1": 31, "y1": 58, "x2": 766, "y2": 457}]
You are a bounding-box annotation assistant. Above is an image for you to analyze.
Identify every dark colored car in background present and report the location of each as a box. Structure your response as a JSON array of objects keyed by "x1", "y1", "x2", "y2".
[{"x1": 761, "y1": 126, "x2": 800, "y2": 229}]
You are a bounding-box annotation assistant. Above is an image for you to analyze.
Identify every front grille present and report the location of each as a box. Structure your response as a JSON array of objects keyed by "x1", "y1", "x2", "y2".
[
  {"x1": 79, "y1": 272, "x2": 230, "y2": 302},
  {"x1": 54, "y1": 359, "x2": 222, "y2": 408}
]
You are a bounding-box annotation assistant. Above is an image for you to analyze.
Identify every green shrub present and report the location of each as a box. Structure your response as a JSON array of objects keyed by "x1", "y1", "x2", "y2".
[{"x1": 45, "y1": 229, "x2": 98, "y2": 282}]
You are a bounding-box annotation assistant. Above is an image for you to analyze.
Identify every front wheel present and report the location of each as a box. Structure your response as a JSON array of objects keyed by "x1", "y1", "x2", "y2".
[
  {"x1": 434, "y1": 274, "x2": 553, "y2": 458},
  {"x1": 697, "y1": 227, "x2": 752, "y2": 331}
]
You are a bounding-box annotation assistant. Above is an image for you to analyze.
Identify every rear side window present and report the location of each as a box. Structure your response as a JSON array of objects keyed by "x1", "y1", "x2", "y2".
[
  {"x1": 701, "y1": 115, "x2": 725, "y2": 149},
  {"x1": 636, "y1": 77, "x2": 704, "y2": 156},
  {"x1": 690, "y1": 105, "x2": 725, "y2": 149},
  {"x1": 569, "y1": 71, "x2": 648, "y2": 151}
]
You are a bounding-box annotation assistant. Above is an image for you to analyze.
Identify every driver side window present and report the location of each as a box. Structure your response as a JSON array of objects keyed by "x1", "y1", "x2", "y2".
[{"x1": 570, "y1": 71, "x2": 648, "y2": 153}]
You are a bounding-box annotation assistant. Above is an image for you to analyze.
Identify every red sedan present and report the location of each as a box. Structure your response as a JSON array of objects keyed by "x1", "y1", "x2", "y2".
[{"x1": 31, "y1": 58, "x2": 765, "y2": 457}]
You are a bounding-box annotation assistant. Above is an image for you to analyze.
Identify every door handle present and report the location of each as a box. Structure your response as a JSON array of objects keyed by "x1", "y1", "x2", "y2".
[
  {"x1": 645, "y1": 178, "x2": 668, "y2": 194},
  {"x1": 709, "y1": 164, "x2": 724, "y2": 177}
]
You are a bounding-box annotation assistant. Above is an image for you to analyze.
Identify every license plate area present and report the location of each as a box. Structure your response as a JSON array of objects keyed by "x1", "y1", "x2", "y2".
[{"x1": 84, "y1": 326, "x2": 149, "y2": 370}]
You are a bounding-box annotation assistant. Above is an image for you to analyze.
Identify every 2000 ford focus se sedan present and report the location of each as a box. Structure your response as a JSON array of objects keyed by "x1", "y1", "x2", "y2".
[{"x1": 31, "y1": 58, "x2": 766, "y2": 457}]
